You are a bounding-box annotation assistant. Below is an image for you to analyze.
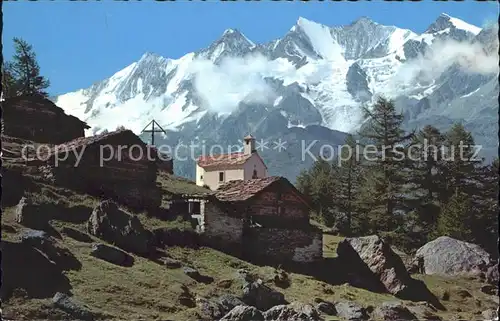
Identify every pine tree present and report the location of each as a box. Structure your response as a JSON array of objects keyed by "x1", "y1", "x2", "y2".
[
  {"x1": 335, "y1": 134, "x2": 364, "y2": 235},
  {"x1": 472, "y1": 158, "x2": 499, "y2": 252},
  {"x1": 408, "y1": 125, "x2": 446, "y2": 202},
  {"x1": 1, "y1": 66, "x2": 20, "y2": 99},
  {"x1": 8, "y1": 37, "x2": 50, "y2": 97},
  {"x1": 440, "y1": 123, "x2": 481, "y2": 202},
  {"x1": 296, "y1": 156, "x2": 338, "y2": 226},
  {"x1": 358, "y1": 96, "x2": 413, "y2": 231},
  {"x1": 406, "y1": 125, "x2": 446, "y2": 241},
  {"x1": 433, "y1": 191, "x2": 474, "y2": 241}
]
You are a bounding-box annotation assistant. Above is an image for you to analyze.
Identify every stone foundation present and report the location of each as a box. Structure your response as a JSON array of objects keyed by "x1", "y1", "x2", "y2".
[{"x1": 244, "y1": 227, "x2": 323, "y2": 264}]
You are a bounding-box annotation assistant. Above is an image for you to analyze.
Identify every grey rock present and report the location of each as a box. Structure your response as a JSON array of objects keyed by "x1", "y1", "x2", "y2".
[
  {"x1": 414, "y1": 236, "x2": 494, "y2": 277},
  {"x1": 196, "y1": 296, "x2": 225, "y2": 320},
  {"x1": 334, "y1": 301, "x2": 368, "y2": 321},
  {"x1": 263, "y1": 302, "x2": 321, "y2": 321},
  {"x1": 316, "y1": 301, "x2": 336, "y2": 316},
  {"x1": 241, "y1": 278, "x2": 286, "y2": 311},
  {"x1": 486, "y1": 263, "x2": 499, "y2": 285},
  {"x1": 19, "y1": 229, "x2": 52, "y2": 248},
  {"x1": 407, "y1": 302, "x2": 442, "y2": 320},
  {"x1": 162, "y1": 257, "x2": 182, "y2": 269},
  {"x1": 482, "y1": 308, "x2": 498, "y2": 320},
  {"x1": 480, "y1": 284, "x2": 497, "y2": 296},
  {"x1": 90, "y1": 243, "x2": 134, "y2": 266},
  {"x1": 336, "y1": 235, "x2": 415, "y2": 298},
  {"x1": 15, "y1": 197, "x2": 48, "y2": 228},
  {"x1": 52, "y1": 292, "x2": 94, "y2": 320},
  {"x1": 218, "y1": 294, "x2": 246, "y2": 312},
  {"x1": 221, "y1": 305, "x2": 264, "y2": 321},
  {"x1": 61, "y1": 227, "x2": 93, "y2": 243},
  {"x1": 371, "y1": 301, "x2": 418, "y2": 321},
  {"x1": 183, "y1": 266, "x2": 200, "y2": 278},
  {"x1": 87, "y1": 200, "x2": 152, "y2": 255}
]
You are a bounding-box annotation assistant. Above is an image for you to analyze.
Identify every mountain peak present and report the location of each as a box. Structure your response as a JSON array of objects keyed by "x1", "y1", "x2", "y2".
[
  {"x1": 426, "y1": 13, "x2": 481, "y2": 35},
  {"x1": 218, "y1": 28, "x2": 255, "y2": 47}
]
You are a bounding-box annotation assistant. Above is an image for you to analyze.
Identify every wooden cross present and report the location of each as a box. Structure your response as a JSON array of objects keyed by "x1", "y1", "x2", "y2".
[{"x1": 141, "y1": 119, "x2": 167, "y2": 146}]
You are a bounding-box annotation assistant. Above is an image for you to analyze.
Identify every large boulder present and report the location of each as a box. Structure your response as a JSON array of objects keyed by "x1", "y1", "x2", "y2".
[
  {"x1": 336, "y1": 235, "x2": 415, "y2": 298},
  {"x1": 406, "y1": 302, "x2": 441, "y2": 320},
  {"x1": 241, "y1": 278, "x2": 286, "y2": 311},
  {"x1": 15, "y1": 197, "x2": 49, "y2": 229},
  {"x1": 371, "y1": 302, "x2": 418, "y2": 321},
  {"x1": 263, "y1": 302, "x2": 321, "y2": 320},
  {"x1": 221, "y1": 305, "x2": 264, "y2": 321},
  {"x1": 197, "y1": 294, "x2": 246, "y2": 320},
  {"x1": 52, "y1": 292, "x2": 96, "y2": 320},
  {"x1": 90, "y1": 243, "x2": 134, "y2": 267},
  {"x1": 414, "y1": 236, "x2": 495, "y2": 277},
  {"x1": 87, "y1": 200, "x2": 152, "y2": 255},
  {"x1": 334, "y1": 301, "x2": 368, "y2": 321}
]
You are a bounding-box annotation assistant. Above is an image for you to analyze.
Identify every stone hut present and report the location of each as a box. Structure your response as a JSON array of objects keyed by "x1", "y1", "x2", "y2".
[
  {"x1": 2, "y1": 94, "x2": 90, "y2": 144},
  {"x1": 31, "y1": 129, "x2": 165, "y2": 210},
  {"x1": 200, "y1": 176, "x2": 323, "y2": 264}
]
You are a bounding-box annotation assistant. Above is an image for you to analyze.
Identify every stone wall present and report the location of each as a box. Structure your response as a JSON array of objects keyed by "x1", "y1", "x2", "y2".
[
  {"x1": 203, "y1": 201, "x2": 244, "y2": 254},
  {"x1": 245, "y1": 227, "x2": 323, "y2": 264},
  {"x1": 247, "y1": 190, "x2": 309, "y2": 227}
]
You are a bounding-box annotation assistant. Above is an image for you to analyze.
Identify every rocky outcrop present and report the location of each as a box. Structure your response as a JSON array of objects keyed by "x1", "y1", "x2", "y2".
[
  {"x1": 221, "y1": 305, "x2": 264, "y2": 321},
  {"x1": 241, "y1": 278, "x2": 286, "y2": 311},
  {"x1": 90, "y1": 243, "x2": 134, "y2": 267},
  {"x1": 316, "y1": 301, "x2": 336, "y2": 316},
  {"x1": 197, "y1": 294, "x2": 246, "y2": 320},
  {"x1": 263, "y1": 302, "x2": 321, "y2": 320},
  {"x1": 87, "y1": 200, "x2": 152, "y2": 255},
  {"x1": 183, "y1": 266, "x2": 214, "y2": 283},
  {"x1": 336, "y1": 235, "x2": 415, "y2": 298},
  {"x1": 371, "y1": 302, "x2": 418, "y2": 321},
  {"x1": 414, "y1": 236, "x2": 495, "y2": 277},
  {"x1": 406, "y1": 302, "x2": 442, "y2": 320},
  {"x1": 485, "y1": 263, "x2": 499, "y2": 285},
  {"x1": 334, "y1": 301, "x2": 368, "y2": 321}
]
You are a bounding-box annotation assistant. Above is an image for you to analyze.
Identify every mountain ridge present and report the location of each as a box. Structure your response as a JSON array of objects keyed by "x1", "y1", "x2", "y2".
[{"x1": 55, "y1": 14, "x2": 498, "y2": 181}]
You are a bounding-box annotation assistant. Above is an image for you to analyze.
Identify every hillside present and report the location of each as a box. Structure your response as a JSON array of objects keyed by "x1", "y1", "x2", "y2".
[
  {"x1": 54, "y1": 13, "x2": 499, "y2": 181},
  {"x1": 2, "y1": 136, "x2": 499, "y2": 321}
]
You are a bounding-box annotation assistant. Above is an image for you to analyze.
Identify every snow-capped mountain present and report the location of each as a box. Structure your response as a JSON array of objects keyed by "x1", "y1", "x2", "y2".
[{"x1": 56, "y1": 13, "x2": 498, "y2": 181}]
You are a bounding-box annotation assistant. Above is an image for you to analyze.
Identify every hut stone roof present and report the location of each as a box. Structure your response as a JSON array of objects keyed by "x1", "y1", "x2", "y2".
[
  {"x1": 2, "y1": 94, "x2": 90, "y2": 129},
  {"x1": 197, "y1": 152, "x2": 252, "y2": 168},
  {"x1": 214, "y1": 176, "x2": 312, "y2": 208},
  {"x1": 214, "y1": 176, "x2": 282, "y2": 202},
  {"x1": 46, "y1": 129, "x2": 162, "y2": 160}
]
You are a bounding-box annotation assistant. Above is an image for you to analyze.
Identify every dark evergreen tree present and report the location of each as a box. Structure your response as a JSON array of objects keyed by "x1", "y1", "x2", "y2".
[
  {"x1": 433, "y1": 191, "x2": 474, "y2": 241},
  {"x1": 358, "y1": 96, "x2": 413, "y2": 232},
  {"x1": 335, "y1": 134, "x2": 364, "y2": 235},
  {"x1": 1, "y1": 66, "x2": 20, "y2": 99},
  {"x1": 8, "y1": 37, "x2": 50, "y2": 97},
  {"x1": 440, "y1": 123, "x2": 481, "y2": 202}
]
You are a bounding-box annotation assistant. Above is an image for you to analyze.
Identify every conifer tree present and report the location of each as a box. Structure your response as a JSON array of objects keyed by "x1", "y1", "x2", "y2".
[
  {"x1": 433, "y1": 191, "x2": 474, "y2": 241},
  {"x1": 440, "y1": 123, "x2": 481, "y2": 201},
  {"x1": 335, "y1": 134, "x2": 364, "y2": 235},
  {"x1": 8, "y1": 37, "x2": 50, "y2": 97},
  {"x1": 408, "y1": 125, "x2": 446, "y2": 202},
  {"x1": 358, "y1": 96, "x2": 413, "y2": 231},
  {"x1": 1, "y1": 66, "x2": 19, "y2": 99}
]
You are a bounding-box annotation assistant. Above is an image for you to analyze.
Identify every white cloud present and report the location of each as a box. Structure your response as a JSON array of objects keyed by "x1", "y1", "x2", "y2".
[
  {"x1": 395, "y1": 37, "x2": 499, "y2": 86},
  {"x1": 188, "y1": 53, "x2": 292, "y2": 114}
]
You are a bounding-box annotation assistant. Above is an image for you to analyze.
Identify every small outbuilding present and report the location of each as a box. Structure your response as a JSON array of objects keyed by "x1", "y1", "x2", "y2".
[{"x1": 2, "y1": 94, "x2": 90, "y2": 144}]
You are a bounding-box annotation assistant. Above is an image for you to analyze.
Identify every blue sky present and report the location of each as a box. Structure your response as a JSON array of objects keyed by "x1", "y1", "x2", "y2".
[{"x1": 3, "y1": 1, "x2": 498, "y2": 96}]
